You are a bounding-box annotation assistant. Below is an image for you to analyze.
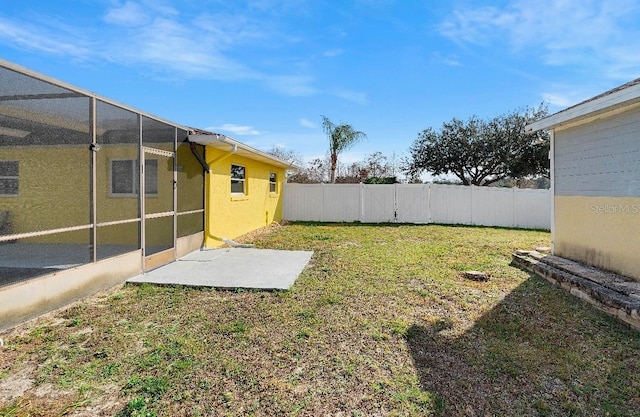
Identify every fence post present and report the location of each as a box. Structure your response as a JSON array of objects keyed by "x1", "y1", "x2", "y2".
[
  {"x1": 512, "y1": 187, "x2": 516, "y2": 228},
  {"x1": 321, "y1": 183, "x2": 326, "y2": 222},
  {"x1": 394, "y1": 183, "x2": 398, "y2": 223},
  {"x1": 360, "y1": 183, "x2": 365, "y2": 222},
  {"x1": 470, "y1": 185, "x2": 475, "y2": 226},
  {"x1": 427, "y1": 183, "x2": 432, "y2": 224}
]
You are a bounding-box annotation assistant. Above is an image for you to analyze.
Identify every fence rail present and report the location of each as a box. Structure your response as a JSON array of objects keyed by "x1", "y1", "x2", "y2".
[{"x1": 283, "y1": 183, "x2": 550, "y2": 230}]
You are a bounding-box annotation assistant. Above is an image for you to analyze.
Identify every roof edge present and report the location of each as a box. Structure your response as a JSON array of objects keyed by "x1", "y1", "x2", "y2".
[
  {"x1": 526, "y1": 78, "x2": 640, "y2": 132},
  {"x1": 188, "y1": 133, "x2": 295, "y2": 169},
  {"x1": 0, "y1": 59, "x2": 191, "y2": 131}
]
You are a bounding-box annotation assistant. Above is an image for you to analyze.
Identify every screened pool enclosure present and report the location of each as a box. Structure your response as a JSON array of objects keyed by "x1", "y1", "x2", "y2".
[{"x1": 0, "y1": 61, "x2": 205, "y2": 288}]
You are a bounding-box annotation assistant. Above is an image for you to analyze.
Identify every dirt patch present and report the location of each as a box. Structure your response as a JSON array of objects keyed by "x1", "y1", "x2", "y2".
[
  {"x1": 230, "y1": 221, "x2": 285, "y2": 244},
  {"x1": 33, "y1": 382, "x2": 72, "y2": 398},
  {"x1": 67, "y1": 387, "x2": 124, "y2": 417},
  {"x1": 0, "y1": 363, "x2": 36, "y2": 402}
]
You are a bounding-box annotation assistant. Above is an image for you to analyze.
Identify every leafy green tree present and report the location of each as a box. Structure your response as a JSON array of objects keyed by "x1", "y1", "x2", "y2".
[
  {"x1": 363, "y1": 176, "x2": 398, "y2": 184},
  {"x1": 404, "y1": 105, "x2": 549, "y2": 186},
  {"x1": 321, "y1": 115, "x2": 367, "y2": 183}
]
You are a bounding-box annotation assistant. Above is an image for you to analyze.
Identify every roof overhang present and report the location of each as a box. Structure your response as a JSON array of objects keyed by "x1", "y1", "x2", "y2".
[
  {"x1": 526, "y1": 78, "x2": 640, "y2": 132},
  {"x1": 187, "y1": 133, "x2": 294, "y2": 170}
]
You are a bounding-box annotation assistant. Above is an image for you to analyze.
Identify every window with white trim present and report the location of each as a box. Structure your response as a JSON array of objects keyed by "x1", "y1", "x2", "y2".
[
  {"x1": 231, "y1": 164, "x2": 246, "y2": 194},
  {"x1": 110, "y1": 159, "x2": 158, "y2": 196},
  {"x1": 269, "y1": 172, "x2": 277, "y2": 193},
  {"x1": 0, "y1": 161, "x2": 19, "y2": 196}
]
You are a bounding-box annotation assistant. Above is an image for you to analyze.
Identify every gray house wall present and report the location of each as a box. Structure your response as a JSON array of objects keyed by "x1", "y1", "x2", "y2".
[
  {"x1": 555, "y1": 105, "x2": 640, "y2": 198},
  {"x1": 552, "y1": 104, "x2": 640, "y2": 281}
]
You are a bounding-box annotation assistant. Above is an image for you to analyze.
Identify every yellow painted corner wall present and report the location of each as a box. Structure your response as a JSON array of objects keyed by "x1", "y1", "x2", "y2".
[
  {"x1": 554, "y1": 195, "x2": 640, "y2": 281},
  {"x1": 204, "y1": 148, "x2": 285, "y2": 247}
]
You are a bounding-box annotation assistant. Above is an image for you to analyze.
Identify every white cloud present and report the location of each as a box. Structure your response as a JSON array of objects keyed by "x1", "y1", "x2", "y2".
[
  {"x1": 323, "y1": 48, "x2": 344, "y2": 57},
  {"x1": 192, "y1": 12, "x2": 268, "y2": 46},
  {"x1": 265, "y1": 75, "x2": 317, "y2": 96},
  {"x1": 299, "y1": 118, "x2": 316, "y2": 128},
  {"x1": 541, "y1": 84, "x2": 609, "y2": 110},
  {"x1": 0, "y1": 1, "x2": 320, "y2": 94},
  {"x1": 103, "y1": 1, "x2": 149, "y2": 26},
  {"x1": 432, "y1": 52, "x2": 462, "y2": 67},
  {"x1": 542, "y1": 92, "x2": 575, "y2": 108},
  {"x1": 332, "y1": 89, "x2": 368, "y2": 105},
  {"x1": 211, "y1": 124, "x2": 261, "y2": 136},
  {"x1": 0, "y1": 3, "x2": 255, "y2": 80},
  {"x1": 438, "y1": 6, "x2": 516, "y2": 46},
  {"x1": 0, "y1": 16, "x2": 92, "y2": 58},
  {"x1": 105, "y1": 16, "x2": 256, "y2": 80},
  {"x1": 137, "y1": 0, "x2": 179, "y2": 17},
  {"x1": 438, "y1": 0, "x2": 640, "y2": 80}
]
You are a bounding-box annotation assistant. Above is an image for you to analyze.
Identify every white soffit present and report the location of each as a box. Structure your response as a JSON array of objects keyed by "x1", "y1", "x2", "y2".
[{"x1": 188, "y1": 134, "x2": 293, "y2": 169}]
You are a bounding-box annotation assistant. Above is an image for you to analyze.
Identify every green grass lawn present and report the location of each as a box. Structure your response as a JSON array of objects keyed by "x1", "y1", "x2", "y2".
[{"x1": 1, "y1": 223, "x2": 639, "y2": 416}]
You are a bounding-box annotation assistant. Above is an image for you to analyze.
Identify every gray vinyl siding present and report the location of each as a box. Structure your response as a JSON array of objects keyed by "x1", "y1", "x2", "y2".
[{"x1": 555, "y1": 106, "x2": 640, "y2": 197}]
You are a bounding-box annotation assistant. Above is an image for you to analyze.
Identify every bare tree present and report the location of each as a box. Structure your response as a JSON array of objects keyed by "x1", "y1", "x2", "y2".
[{"x1": 266, "y1": 146, "x2": 304, "y2": 168}]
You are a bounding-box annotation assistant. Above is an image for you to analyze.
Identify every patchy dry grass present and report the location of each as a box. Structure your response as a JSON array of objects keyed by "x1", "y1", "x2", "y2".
[{"x1": 1, "y1": 223, "x2": 639, "y2": 416}]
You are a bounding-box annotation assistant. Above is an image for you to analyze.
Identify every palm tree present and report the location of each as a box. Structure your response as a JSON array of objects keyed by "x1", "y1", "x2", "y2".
[{"x1": 321, "y1": 115, "x2": 367, "y2": 183}]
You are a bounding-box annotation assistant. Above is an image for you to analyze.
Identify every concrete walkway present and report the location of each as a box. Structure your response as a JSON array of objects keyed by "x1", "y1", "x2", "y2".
[{"x1": 127, "y1": 248, "x2": 313, "y2": 290}]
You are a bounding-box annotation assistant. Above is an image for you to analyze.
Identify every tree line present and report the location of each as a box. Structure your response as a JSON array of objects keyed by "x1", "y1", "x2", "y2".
[
  {"x1": 267, "y1": 148, "x2": 401, "y2": 184},
  {"x1": 268, "y1": 106, "x2": 550, "y2": 187}
]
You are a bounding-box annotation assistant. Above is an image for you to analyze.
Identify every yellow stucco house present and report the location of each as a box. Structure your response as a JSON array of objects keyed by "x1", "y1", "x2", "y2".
[
  {"x1": 0, "y1": 60, "x2": 292, "y2": 329},
  {"x1": 190, "y1": 132, "x2": 289, "y2": 248},
  {"x1": 526, "y1": 78, "x2": 640, "y2": 282}
]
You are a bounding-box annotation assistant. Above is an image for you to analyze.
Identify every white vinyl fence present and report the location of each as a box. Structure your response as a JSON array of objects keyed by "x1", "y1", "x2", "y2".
[{"x1": 283, "y1": 183, "x2": 550, "y2": 230}]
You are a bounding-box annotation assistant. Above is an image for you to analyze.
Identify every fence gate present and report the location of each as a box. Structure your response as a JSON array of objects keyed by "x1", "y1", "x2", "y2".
[{"x1": 283, "y1": 183, "x2": 551, "y2": 230}]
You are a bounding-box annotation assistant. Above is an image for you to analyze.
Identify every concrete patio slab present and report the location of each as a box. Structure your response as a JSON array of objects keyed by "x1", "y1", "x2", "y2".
[{"x1": 127, "y1": 248, "x2": 313, "y2": 290}]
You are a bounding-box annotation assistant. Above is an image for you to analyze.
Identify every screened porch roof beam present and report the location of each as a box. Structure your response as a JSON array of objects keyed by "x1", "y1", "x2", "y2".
[{"x1": 0, "y1": 92, "x2": 85, "y2": 101}]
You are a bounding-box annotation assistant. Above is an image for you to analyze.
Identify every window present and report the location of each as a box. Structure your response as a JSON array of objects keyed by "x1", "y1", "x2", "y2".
[
  {"x1": 111, "y1": 159, "x2": 158, "y2": 196},
  {"x1": 231, "y1": 164, "x2": 246, "y2": 194},
  {"x1": 269, "y1": 172, "x2": 277, "y2": 193},
  {"x1": 0, "y1": 161, "x2": 19, "y2": 196}
]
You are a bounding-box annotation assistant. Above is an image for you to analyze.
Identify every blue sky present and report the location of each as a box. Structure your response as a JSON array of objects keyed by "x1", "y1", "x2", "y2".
[{"x1": 1, "y1": 0, "x2": 639, "y2": 169}]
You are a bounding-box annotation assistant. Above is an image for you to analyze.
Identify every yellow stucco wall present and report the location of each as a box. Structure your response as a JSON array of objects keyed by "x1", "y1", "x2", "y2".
[
  {"x1": 0, "y1": 146, "x2": 90, "y2": 239},
  {"x1": 204, "y1": 147, "x2": 285, "y2": 247},
  {"x1": 554, "y1": 195, "x2": 640, "y2": 281},
  {"x1": 2, "y1": 142, "x2": 283, "y2": 249},
  {"x1": 0, "y1": 145, "x2": 180, "y2": 246}
]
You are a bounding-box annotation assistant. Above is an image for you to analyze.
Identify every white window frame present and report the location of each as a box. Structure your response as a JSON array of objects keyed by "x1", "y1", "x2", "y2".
[
  {"x1": 110, "y1": 158, "x2": 158, "y2": 197},
  {"x1": 0, "y1": 160, "x2": 19, "y2": 197},
  {"x1": 231, "y1": 164, "x2": 246, "y2": 195},
  {"x1": 269, "y1": 171, "x2": 277, "y2": 194}
]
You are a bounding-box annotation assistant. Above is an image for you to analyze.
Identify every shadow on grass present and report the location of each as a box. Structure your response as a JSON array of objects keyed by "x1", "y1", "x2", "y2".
[{"x1": 405, "y1": 274, "x2": 640, "y2": 416}]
